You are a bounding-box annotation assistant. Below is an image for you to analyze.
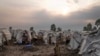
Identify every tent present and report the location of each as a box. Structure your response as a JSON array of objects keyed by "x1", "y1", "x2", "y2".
[
  {"x1": 0, "y1": 28, "x2": 11, "y2": 46},
  {"x1": 16, "y1": 30, "x2": 32, "y2": 44},
  {"x1": 2, "y1": 29, "x2": 12, "y2": 42},
  {"x1": 79, "y1": 29, "x2": 100, "y2": 56},
  {"x1": 69, "y1": 31, "x2": 83, "y2": 50},
  {"x1": 42, "y1": 31, "x2": 57, "y2": 45},
  {"x1": 62, "y1": 30, "x2": 72, "y2": 43},
  {"x1": 27, "y1": 31, "x2": 32, "y2": 43},
  {"x1": 51, "y1": 32, "x2": 57, "y2": 44},
  {"x1": 16, "y1": 30, "x2": 23, "y2": 44},
  {"x1": 43, "y1": 31, "x2": 49, "y2": 45}
]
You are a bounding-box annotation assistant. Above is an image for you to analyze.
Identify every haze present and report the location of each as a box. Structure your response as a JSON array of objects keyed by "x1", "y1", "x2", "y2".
[{"x1": 0, "y1": 0, "x2": 100, "y2": 30}]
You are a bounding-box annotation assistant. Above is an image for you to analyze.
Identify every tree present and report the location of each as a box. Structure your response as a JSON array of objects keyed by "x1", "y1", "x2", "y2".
[
  {"x1": 9, "y1": 26, "x2": 12, "y2": 33},
  {"x1": 9, "y1": 26, "x2": 12, "y2": 30},
  {"x1": 83, "y1": 26, "x2": 87, "y2": 31},
  {"x1": 51, "y1": 24, "x2": 56, "y2": 32},
  {"x1": 30, "y1": 27, "x2": 34, "y2": 31},
  {"x1": 57, "y1": 27, "x2": 62, "y2": 32},
  {"x1": 92, "y1": 26, "x2": 97, "y2": 31},
  {"x1": 95, "y1": 19, "x2": 100, "y2": 27},
  {"x1": 87, "y1": 23, "x2": 92, "y2": 31}
]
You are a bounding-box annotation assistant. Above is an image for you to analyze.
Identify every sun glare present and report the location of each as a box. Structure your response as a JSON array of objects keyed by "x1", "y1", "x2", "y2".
[
  {"x1": 40, "y1": 0, "x2": 71, "y2": 15},
  {"x1": 37, "y1": 0, "x2": 98, "y2": 15}
]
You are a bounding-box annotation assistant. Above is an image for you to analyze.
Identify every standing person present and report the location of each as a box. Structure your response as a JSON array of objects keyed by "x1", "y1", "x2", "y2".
[
  {"x1": 54, "y1": 42, "x2": 61, "y2": 56},
  {"x1": 56, "y1": 31, "x2": 62, "y2": 44},
  {"x1": 30, "y1": 27, "x2": 37, "y2": 44},
  {"x1": 9, "y1": 27, "x2": 12, "y2": 34},
  {"x1": 9, "y1": 27, "x2": 14, "y2": 40},
  {"x1": 30, "y1": 27, "x2": 36, "y2": 38},
  {"x1": 66, "y1": 29, "x2": 71, "y2": 45},
  {"x1": 48, "y1": 33, "x2": 52, "y2": 44},
  {"x1": 22, "y1": 30, "x2": 29, "y2": 44}
]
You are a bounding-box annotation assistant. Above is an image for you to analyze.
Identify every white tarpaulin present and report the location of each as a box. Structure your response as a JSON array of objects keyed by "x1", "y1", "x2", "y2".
[
  {"x1": 81, "y1": 40, "x2": 100, "y2": 56},
  {"x1": 27, "y1": 31, "x2": 32, "y2": 42},
  {"x1": 79, "y1": 36, "x2": 87, "y2": 54},
  {"x1": 79, "y1": 29, "x2": 100, "y2": 56},
  {"x1": 51, "y1": 32, "x2": 56, "y2": 44},
  {"x1": 16, "y1": 30, "x2": 23, "y2": 44},
  {"x1": 69, "y1": 36, "x2": 79, "y2": 50},
  {"x1": 69, "y1": 32, "x2": 82, "y2": 50},
  {"x1": 0, "y1": 28, "x2": 11, "y2": 46},
  {"x1": 2, "y1": 29, "x2": 12, "y2": 42},
  {"x1": 43, "y1": 32, "x2": 48, "y2": 45}
]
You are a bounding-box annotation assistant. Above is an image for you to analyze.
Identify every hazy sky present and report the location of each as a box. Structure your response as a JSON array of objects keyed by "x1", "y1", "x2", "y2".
[{"x1": 0, "y1": 0, "x2": 100, "y2": 30}]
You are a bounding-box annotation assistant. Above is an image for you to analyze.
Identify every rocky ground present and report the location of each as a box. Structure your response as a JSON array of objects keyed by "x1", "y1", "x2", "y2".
[{"x1": 0, "y1": 44, "x2": 80, "y2": 56}]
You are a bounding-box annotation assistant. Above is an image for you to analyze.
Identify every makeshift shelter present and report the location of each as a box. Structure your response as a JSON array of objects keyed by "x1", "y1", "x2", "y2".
[
  {"x1": 79, "y1": 29, "x2": 100, "y2": 56},
  {"x1": 16, "y1": 30, "x2": 32, "y2": 44},
  {"x1": 69, "y1": 31, "x2": 83, "y2": 50},
  {"x1": 16, "y1": 30, "x2": 23, "y2": 44},
  {"x1": 51, "y1": 32, "x2": 57, "y2": 44},
  {"x1": 2, "y1": 29, "x2": 12, "y2": 42},
  {"x1": 42, "y1": 31, "x2": 57, "y2": 45},
  {"x1": 43, "y1": 31, "x2": 49, "y2": 45},
  {"x1": 62, "y1": 30, "x2": 72, "y2": 43},
  {"x1": 27, "y1": 31, "x2": 32, "y2": 43},
  {"x1": 0, "y1": 28, "x2": 11, "y2": 45}
]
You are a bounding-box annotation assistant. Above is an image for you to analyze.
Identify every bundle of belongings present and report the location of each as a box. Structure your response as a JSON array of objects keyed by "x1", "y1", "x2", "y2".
[{"x1": 15, "y1": 30, "x2": 32, "y2": 45}]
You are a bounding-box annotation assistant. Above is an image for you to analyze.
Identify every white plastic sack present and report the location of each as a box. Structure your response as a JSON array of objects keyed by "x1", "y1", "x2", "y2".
[{"x1": 69, "y1": 37, "x2": 79, "y2": 50}]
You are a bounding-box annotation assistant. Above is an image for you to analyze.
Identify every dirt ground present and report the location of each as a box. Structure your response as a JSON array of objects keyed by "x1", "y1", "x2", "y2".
[{"x1": 0, "y1": 44, "x2": 79, "y2": 56}]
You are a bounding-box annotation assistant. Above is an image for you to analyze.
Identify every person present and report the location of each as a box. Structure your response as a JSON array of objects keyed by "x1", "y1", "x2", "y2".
[
  {"x1": 54, "y1": 42, "x2": 61, "y2": 56},
  {"x1": 30, "y1": 27, "x2": 36, "y2": 38},
  {"x1": 66, "y1": 35, "x2": 70, "y2": 45},
  {"x1": 56, "y1": 32, "x2": 63, "y2": 44},
  {"x1": 65, "y1": 30, "x2": 71, "y2": 45},
  {"x1": 48, "y1": 33, "x2": 52, "y2": 44},
  {"x1": 30, "y1": 27, "x2": 38, "y2": 44},
  {"x1": 22, "y1": 30, "x2": 29, "y2": 44},
  {"x1": 9, "y1": 27, "x2": 14, "y2": 40},
  {"x1": 9, "y1": 27, "x2": 13, "y2": 34}
]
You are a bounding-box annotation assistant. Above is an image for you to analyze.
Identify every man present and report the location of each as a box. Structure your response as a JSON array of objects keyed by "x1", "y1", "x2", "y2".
[
  {"x1": 9, "y1": 27, "x2": 14, "y2": 40},
  {"x1": 22, "y1": 30, "x2": 29, "y2": 44},
  {"x1": 30, "y1": 27, "x2": 37, "y2": 44},
  {"x1": 54, "y1": 42, "x2": 61, "y2": 56},
  {"x1": 30, "y1": 27, "x2": 36, "y2": 38}
]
